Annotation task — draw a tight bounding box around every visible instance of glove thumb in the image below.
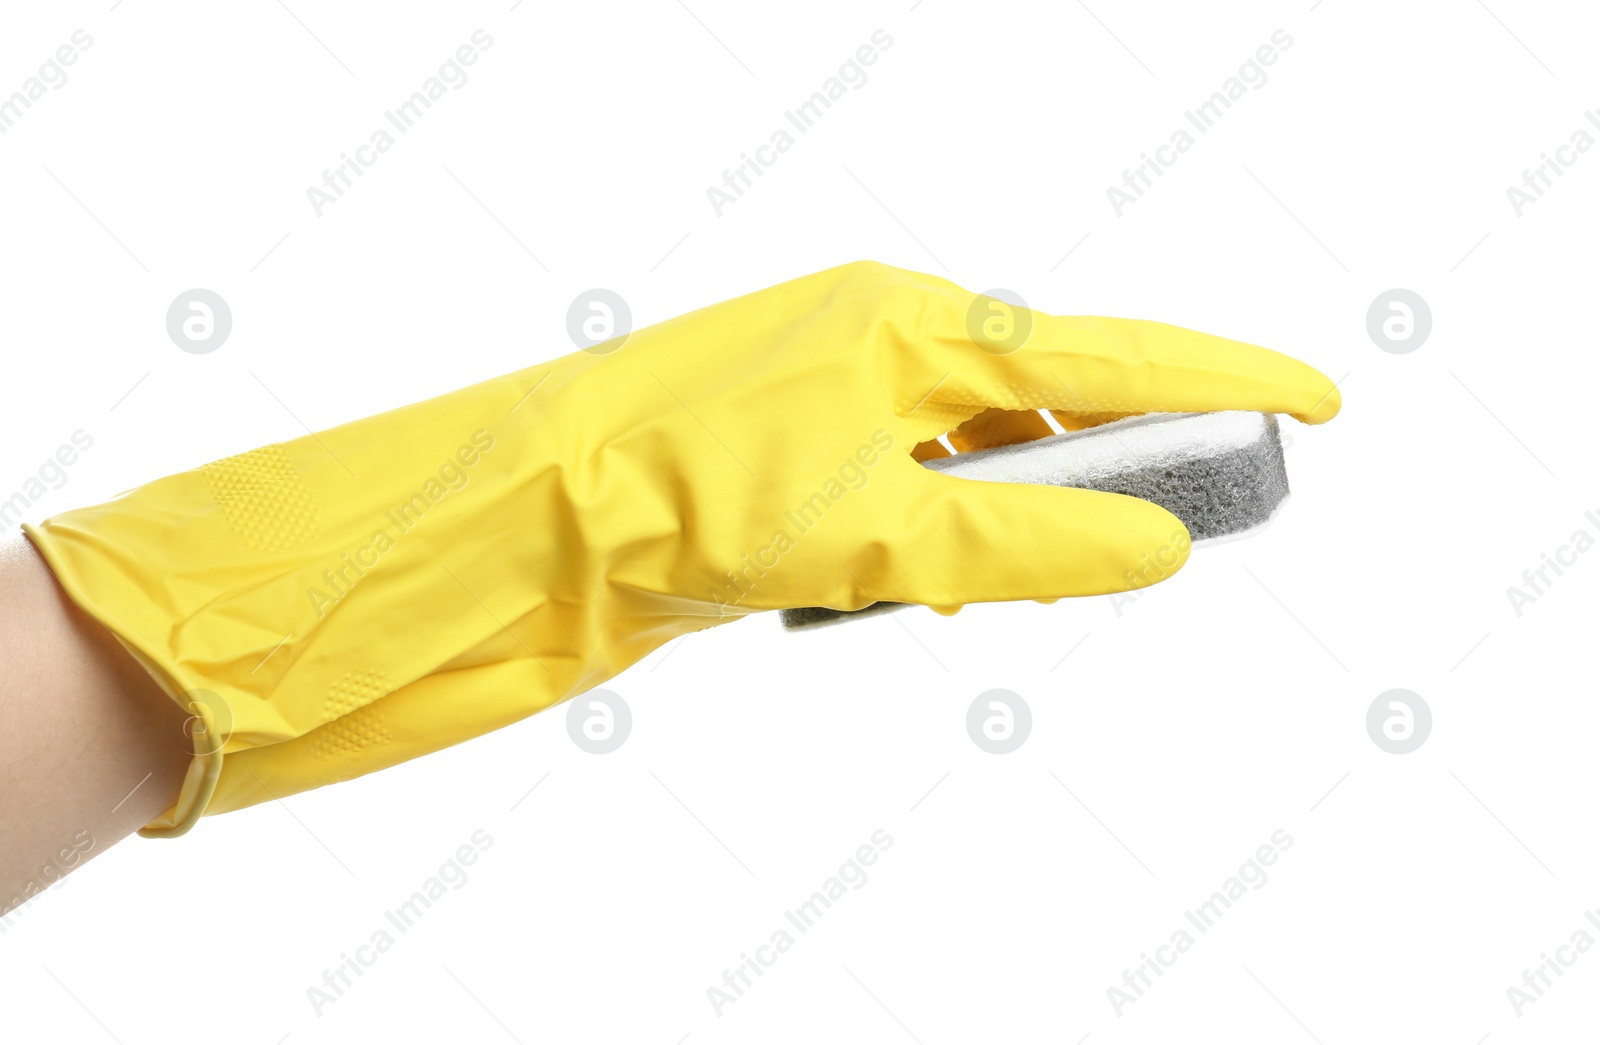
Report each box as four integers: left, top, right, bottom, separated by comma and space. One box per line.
863, 471, 1193, 607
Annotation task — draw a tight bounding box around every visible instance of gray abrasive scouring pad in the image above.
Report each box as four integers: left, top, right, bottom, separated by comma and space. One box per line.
780, 411, 1290, 631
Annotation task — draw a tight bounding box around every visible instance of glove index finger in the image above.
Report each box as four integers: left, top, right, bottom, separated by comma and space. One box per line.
942, 305, 1342, 425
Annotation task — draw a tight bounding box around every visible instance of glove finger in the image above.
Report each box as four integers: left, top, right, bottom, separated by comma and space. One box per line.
912, 407, 1057, 462
946, 407, 1056, 452
1048, 408, 1137, 432
917, 310, 1341, 426
853, 469, 1192, 606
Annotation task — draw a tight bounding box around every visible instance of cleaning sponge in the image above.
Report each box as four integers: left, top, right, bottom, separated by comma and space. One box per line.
780, 411, 1290, 630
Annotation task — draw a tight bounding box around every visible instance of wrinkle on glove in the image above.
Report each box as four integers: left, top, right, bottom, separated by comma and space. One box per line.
24, 262, 1340, 835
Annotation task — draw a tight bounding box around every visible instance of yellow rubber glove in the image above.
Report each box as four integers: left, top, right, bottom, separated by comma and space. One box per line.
24, 262, 1340, 836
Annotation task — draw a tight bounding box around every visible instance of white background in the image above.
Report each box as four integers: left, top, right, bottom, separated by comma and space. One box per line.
1, 1, 1595, 1041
